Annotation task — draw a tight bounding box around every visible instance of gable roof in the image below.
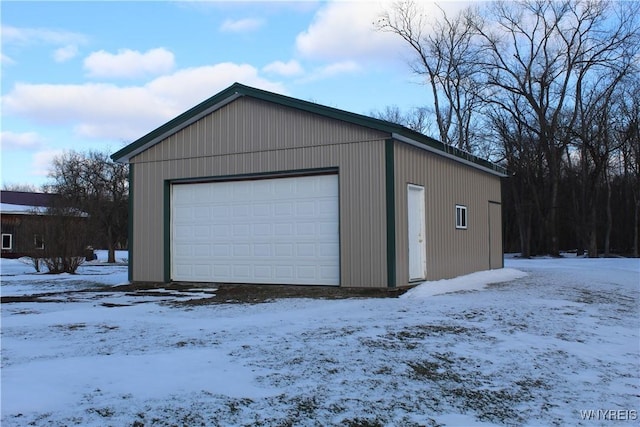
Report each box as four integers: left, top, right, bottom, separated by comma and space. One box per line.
111, 82, 507, 177
0, 191, 55, 215
1, 191, 54, 207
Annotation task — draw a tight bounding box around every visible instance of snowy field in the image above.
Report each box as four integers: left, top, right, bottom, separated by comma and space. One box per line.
1, 253, 638, 426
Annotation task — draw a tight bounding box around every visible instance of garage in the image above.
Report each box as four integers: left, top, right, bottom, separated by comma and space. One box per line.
171, 174, 340, 285
112, 82, 507, 287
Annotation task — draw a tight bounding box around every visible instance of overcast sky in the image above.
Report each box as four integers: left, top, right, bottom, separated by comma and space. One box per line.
1, 1, 469, 189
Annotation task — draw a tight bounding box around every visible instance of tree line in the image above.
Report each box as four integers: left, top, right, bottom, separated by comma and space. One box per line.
375, 0, 639, 257
4, 151, 128, 273
44, 150, 128, 265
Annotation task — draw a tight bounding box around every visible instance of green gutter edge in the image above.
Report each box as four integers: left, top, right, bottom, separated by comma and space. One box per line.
127, 164, 134, 282
385, 139, 396, 288
163, 181, 171, 283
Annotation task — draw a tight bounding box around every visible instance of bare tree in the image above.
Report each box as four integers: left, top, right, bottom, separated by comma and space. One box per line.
20, 199, 88, 274
39, 204, 88, 274
473, 0, 639, 256
1, 183, 40, 192
45, 150, 128, 263
377, 1, 484, 152
489, 96, 547, 257
369, 104, 433, 134
617, 82, 640, 257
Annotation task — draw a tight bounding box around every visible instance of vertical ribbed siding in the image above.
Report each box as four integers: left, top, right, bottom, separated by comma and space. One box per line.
129, 97, 388, 287
394, 143, 502, 284
135, 98, 385, 163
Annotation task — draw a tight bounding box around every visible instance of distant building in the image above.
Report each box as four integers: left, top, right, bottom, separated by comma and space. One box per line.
1, 191, 56, 258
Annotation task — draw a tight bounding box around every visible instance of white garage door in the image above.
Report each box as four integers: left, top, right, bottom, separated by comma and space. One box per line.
171, 174, 340, 285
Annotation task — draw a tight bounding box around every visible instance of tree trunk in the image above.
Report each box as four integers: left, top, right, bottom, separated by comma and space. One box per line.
634, 198, 639, 258
604, 170, 612, 256
107, 224, 116, 263
519, 217, 532, 258
588, 203, 598, 258
548, 171, 561, 257
510, 176, 531, 257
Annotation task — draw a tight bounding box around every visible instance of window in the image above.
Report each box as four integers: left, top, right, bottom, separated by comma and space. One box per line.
2, 234, 12, 250
34, 234, 45, 250
456, 205, 468, 229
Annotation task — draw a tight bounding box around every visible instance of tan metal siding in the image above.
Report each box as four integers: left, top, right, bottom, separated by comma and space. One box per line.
134, 97, 386, 163
394, 143, 502, 285
130, 97, 388, 287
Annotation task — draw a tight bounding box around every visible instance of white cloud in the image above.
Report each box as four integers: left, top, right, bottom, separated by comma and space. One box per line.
296, 1, 472, 64
1, 53, 16, 66
1, 25, 88, 46
144, 63, 286, 117
53, 45, 78, 62
263, 60, 304, 77
299, 61, 361, 83
317, 61, 360, 77
0, 131, 44, 150
32, 149, 65, 177
2, 25, 88, 63
84, 48, 176, 79
295, 1, 406, 63
219, 18, 264, 33
2, 63, 287, 141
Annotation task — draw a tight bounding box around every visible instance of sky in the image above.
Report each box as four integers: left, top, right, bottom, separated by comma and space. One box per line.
0, 0, 471, 189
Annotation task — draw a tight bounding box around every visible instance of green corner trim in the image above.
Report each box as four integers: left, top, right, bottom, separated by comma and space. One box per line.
127, 164, 134, 282
385, 139, 396, 288
163, 181, 171, 283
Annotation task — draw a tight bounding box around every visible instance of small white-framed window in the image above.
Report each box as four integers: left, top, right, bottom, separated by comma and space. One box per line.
2, 233, 13, 250
34, 234, 45, 250
456, 205, 468, 229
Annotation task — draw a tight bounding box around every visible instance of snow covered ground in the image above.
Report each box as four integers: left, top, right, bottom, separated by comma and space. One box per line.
1, 254, 638, 426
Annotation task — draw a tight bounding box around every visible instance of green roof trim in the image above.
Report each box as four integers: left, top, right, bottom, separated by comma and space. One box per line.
111, 82, 507, 177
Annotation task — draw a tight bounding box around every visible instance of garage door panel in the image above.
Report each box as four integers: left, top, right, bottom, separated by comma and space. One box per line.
254, 265, 272, 278
296, 223, 315, 235
253, 243, 271, 256
233, 244, 251, 256
319, 243, 337, 257
174, 244, 192, 257
233, 205, 250, 217
171, 174, 340, 285
274, 223, 293, 235
233, 224, 250, 237
252, 223, 272, 236
320, 265, 337, 279
297, 266, 317, 279
296, 243, 315, 257
296, 201, 316, 216
192, 244, 210, 256
274, 202, 294, 216
275, 243, 294, 256
212, 244, 229, 256
214, 265, 231, 277
275, 265, 294, 279
193, 264, 211, 277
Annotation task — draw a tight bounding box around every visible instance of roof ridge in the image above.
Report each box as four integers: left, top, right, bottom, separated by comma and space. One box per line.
111, 82, 507, 177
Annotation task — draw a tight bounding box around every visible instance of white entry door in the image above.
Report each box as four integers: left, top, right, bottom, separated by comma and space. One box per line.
407, 184, 426, 281
171, 174, 340, 285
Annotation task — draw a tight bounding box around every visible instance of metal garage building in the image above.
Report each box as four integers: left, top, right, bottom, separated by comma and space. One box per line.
112, 83, 507, 288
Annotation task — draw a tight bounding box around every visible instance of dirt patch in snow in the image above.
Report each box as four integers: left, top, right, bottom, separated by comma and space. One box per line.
1, 282, 409, 305
169, 283, 408, 305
